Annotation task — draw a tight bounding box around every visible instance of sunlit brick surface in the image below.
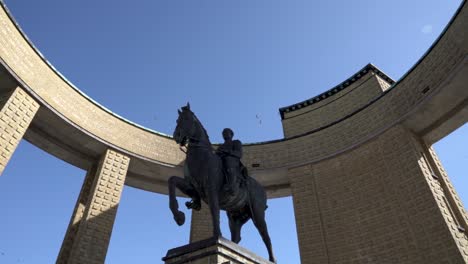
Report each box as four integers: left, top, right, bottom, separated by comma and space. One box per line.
0, 1, 467, 263
0, 86, 38, 175
0, 2, 466, 175
290, 126, 468, 263
58, 149, 130, 264
282, 72, 389, 138
57, 167, 97, 263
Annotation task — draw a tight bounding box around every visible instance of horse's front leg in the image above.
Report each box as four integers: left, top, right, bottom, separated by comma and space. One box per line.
168, 176, 194, 226
206, 185, 222, 238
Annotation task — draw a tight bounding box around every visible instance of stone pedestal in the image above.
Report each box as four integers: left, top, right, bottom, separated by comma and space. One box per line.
163, 237, 273, 264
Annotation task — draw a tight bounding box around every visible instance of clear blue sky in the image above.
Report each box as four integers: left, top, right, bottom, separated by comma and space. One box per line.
0, 0, 466, 263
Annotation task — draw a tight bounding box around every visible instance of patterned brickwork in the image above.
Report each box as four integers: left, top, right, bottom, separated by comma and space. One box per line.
56, 166, 97, 263
61, 149, 130, 264
289, 125, 466, 263
428, 146, 468, 227
243, 6, 468, 170
422, 145, 468, 261
289, 165, 329, 263
282, 73, 384, 137
190, 202, 213, 243
0, 5, 185, 167
0, 1, 467, 262
0, 86, 38, 175
396, 130, 468, 263
1, 2, 468, 188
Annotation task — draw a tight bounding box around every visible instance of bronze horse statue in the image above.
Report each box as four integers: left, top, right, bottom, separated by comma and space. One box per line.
168, 103, 276, 262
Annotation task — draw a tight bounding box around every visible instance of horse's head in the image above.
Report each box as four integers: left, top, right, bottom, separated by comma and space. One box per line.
173, 102, 200, 146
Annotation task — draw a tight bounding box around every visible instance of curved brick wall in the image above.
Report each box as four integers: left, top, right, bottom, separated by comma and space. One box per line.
0, 0, 467, 195
281, 66, 393, 138
0, 4, 184, 166
243, 1, 467, 171
1, 1, 468, 263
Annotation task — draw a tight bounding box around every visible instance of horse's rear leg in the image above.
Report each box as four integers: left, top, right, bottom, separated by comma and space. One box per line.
227, 211, 249, 244
252, 207, 276, 263
168, 176, 197, 226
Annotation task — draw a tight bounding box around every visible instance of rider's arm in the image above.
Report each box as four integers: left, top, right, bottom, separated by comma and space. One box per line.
231, 140, 243, 159
216, 144, 226, 155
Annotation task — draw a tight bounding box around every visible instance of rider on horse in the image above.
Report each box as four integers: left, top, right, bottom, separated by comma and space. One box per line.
169, 104, 276, 262
216, 128, 242, 195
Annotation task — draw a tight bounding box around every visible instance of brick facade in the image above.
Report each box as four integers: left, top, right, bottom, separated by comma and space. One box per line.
0, 86, 39, 175
57, 166, 98, 263
0, 0, 467, 263
57, 149, 130, 264
289, 164, 329, 263
1, 0, 467, 191
290, 125, 468, 263
282, 71, 390, 138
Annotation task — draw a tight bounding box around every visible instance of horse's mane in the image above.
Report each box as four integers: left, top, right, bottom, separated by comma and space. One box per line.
182, 106, 210, 143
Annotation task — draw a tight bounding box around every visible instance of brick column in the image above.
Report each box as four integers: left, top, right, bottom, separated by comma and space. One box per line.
0, 87, 39, 175
289, 164, 330, 263
57, 149, 130, 264
189, 202, 213, 243
420, 144, 468, 260
425, 145, 468, 230
56, 165, 97, 263
379, 127, 468, 263
289, 126, 468, 263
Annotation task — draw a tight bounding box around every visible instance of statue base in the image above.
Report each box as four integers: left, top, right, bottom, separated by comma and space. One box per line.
162, 237, 273, 264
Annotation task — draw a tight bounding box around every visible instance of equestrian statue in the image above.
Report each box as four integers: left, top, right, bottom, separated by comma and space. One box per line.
167, 103, 275, 262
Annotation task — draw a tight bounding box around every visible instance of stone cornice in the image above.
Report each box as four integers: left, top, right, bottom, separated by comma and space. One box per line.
279, 63, 395, 119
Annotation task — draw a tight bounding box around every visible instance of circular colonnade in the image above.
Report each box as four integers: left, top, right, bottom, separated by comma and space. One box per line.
0, 1, 467, 263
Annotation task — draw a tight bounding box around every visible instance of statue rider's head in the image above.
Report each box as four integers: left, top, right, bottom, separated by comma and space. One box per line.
222, 128, 234, 142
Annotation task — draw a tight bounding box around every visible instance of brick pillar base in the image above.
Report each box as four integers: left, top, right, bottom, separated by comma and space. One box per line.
190, 202, 213, 243
57, 149, 130, 264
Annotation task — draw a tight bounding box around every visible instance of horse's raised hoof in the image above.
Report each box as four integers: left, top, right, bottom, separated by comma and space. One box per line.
173, 211, 185, 226
269, 257, 276, 263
